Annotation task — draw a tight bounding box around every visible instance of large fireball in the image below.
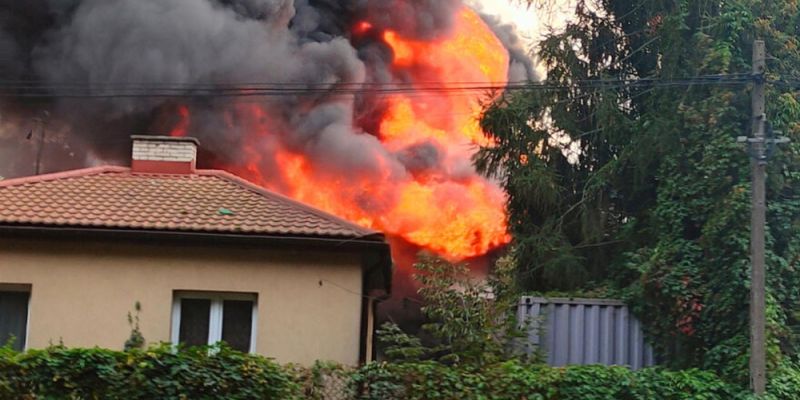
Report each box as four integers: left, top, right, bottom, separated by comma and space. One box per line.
173, 6, 511, 260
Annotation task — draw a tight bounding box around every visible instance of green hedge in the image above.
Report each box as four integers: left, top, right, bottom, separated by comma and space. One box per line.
0, 344, 299, 399
351, 361, 747, 400
4, 345, 799, 399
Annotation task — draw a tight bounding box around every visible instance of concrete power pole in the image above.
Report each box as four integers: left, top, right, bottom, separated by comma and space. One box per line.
739, 39, 790, 396
749, 39, 767, 396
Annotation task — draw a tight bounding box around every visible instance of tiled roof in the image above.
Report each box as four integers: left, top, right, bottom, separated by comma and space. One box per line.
0, 166, 380, 240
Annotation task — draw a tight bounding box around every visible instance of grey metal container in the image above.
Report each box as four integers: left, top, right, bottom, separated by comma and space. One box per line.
517, 297, 655, 369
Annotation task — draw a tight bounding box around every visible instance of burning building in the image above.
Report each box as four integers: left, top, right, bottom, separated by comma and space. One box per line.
0, 0, 535, 306
0, 135, 393, 364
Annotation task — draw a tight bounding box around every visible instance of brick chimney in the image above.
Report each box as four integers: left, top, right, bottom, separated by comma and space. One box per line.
130, 135, 199, 174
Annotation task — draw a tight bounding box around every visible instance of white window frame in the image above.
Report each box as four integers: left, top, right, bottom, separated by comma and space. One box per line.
0, 283, 32, 351
170, 291, 258, 354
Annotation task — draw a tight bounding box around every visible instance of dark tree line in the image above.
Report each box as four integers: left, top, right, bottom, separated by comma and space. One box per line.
477, 0, 800, 381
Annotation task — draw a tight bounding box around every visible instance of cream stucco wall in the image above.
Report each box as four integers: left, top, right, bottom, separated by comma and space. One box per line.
0, 236, 366, 365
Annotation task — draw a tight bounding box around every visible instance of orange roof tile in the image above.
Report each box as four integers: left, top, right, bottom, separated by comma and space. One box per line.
0, 166, 380, 240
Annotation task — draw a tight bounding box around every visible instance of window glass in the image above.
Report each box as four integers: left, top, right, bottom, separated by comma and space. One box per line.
221, 300, 253, 352
179, 298, 210, 347
0, 291, 29, 351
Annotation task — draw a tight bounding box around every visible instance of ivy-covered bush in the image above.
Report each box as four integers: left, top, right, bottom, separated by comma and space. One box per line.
4, 343, 799, 399
763, 360, 800, 400
351, 360, 745, 400
0, 344, 299, 399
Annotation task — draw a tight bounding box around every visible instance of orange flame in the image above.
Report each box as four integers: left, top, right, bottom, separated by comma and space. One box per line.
174, 6, 511, 259
376, 7, 511, 257
353, 21, 373, 35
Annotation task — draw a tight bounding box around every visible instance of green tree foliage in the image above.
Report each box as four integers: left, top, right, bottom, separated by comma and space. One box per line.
477, 0, 800, 379
378, 253, 528, 367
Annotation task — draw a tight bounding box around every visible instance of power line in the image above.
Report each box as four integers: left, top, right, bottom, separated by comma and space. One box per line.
0, 74, 755, 99
0, 74, 752, 87
765, 78, 800, 88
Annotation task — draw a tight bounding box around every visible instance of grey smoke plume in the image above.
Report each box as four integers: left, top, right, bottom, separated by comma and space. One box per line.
0, 0, 529, 329
479, 13, 537, 82
0, 0, 534, 185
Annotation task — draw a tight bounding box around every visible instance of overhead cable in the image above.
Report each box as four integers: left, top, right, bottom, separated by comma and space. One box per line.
0, 73, 755, 99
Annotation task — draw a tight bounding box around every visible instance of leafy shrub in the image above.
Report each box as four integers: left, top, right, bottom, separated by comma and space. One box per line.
351, 360, 746, 400
379, 253, 532, 366
0, 343, 299, 399
123, 301, 145, 351
290, 360, 356, 400
763, 360, 800, 400
4, 343, 797, 399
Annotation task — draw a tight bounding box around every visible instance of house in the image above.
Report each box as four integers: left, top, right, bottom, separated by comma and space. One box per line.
0, 135, 392, 365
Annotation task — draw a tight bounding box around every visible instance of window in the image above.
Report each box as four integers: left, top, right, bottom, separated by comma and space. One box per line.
171, 291, 257, 353
0, 284, 31, 351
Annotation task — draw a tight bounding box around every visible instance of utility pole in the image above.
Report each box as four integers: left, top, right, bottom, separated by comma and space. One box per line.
738, 40, 790, 396
749, 39, 767, 396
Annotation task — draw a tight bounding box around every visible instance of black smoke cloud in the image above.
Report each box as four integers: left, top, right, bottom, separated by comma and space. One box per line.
0, 0, 531, 335
0, 0, 535, 180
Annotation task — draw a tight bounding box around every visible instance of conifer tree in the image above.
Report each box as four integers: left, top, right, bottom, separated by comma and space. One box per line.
477, 0, 800, 379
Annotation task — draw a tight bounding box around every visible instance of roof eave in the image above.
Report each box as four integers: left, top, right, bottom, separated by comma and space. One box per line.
0, 224, 394, 294
0, 223, 385, 248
